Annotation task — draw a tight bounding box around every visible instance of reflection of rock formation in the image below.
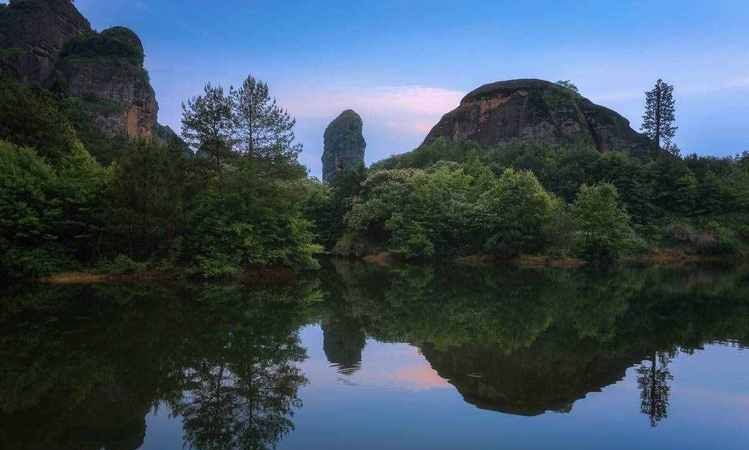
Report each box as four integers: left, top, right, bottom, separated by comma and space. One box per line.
420, 341, 644, 416
322, 318, 366, 375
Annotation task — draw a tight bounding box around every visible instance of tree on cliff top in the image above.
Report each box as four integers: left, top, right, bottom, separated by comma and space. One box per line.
642, 79, 678, 153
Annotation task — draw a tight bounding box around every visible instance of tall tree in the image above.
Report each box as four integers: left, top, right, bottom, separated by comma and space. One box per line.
233, 75, 301, 161
181, 84, 235, 181
641, 79, 678, 152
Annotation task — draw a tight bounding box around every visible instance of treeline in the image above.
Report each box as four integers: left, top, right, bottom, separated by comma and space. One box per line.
312, 138, 749, 261
0, 75, 319, 279
2, 73, 748, 279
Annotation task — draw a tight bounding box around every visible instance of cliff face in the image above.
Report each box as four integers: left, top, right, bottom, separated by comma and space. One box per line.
0, 0, 91, 84
322, 110, 366, 183
0, 0, 158, 140
56, 27, 158, 139
423, 79, 650, 154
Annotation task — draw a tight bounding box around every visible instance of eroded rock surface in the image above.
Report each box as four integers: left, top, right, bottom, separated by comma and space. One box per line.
322, 110, 366, 183
423, 79, 650, 154
0, 0, 158, 140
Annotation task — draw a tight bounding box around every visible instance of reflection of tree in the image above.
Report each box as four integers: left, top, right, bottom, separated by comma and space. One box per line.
0, 282, 315, 450
637, 352, 673, 427
324, 261, 749, 422
171, 285, 310, 450
175, 360, 306, 450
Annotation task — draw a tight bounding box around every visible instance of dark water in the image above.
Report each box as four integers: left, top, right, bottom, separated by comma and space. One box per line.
1, 262, 748, 450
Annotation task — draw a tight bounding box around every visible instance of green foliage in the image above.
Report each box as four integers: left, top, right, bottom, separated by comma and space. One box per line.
0, 77, 80, 162
185, 158, 321, 279
366, 137, 749, 261
571, 183, 635, 262
373, 138, 484, 171
555, 80, 580, 94
97, 254, 147, 274
0, 141, 106, 278
181, 83, 235, 181
642, 79, 677, 150
479, 169, 561, 257
60, 96, 131, 165
341, 162, 566, 259
61, 27, 144, 66
106, 140, 185, 258
233, 75, 302, 160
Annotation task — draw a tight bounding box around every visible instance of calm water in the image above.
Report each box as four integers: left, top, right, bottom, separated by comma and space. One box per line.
1, 262, 748, 450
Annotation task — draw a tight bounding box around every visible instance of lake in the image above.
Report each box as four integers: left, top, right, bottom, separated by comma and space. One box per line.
1, 261, 748, 450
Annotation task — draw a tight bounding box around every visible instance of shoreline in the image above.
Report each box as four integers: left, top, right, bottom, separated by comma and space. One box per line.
33, 249, 742, 285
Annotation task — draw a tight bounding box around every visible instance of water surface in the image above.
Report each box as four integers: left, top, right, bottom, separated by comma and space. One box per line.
1, 262, 748, 449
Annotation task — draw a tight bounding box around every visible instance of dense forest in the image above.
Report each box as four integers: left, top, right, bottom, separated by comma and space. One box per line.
1, 72, 748, 280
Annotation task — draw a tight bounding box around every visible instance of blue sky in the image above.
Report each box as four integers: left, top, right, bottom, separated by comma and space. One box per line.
65, 1, 749, 177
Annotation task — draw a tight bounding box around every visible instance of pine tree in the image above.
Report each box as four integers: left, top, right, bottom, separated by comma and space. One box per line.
641, 79, 678, 152
181, 83, 235, 180
233, 75, 301, 161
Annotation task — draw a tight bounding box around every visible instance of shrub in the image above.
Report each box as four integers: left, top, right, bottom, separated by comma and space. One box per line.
479, 169, 560, 257
571, 183, 635, 262
97, 254, 148, 275
697, 222, 741, 256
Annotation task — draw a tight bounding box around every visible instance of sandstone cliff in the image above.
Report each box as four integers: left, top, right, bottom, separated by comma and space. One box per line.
322, 110, 366, 183
423, 79, 650, 154
0, 0, 158, 140
56, 26, 158, 139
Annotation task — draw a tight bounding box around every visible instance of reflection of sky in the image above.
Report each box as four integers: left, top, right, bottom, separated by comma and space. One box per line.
302, 325, 451, 391
139, 326, 749, 450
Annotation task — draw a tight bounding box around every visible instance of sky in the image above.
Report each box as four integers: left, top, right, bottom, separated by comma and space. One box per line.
50, 0, 749, 177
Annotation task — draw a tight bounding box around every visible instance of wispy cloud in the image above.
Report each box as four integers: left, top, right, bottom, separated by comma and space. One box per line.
285, 85, 464, 137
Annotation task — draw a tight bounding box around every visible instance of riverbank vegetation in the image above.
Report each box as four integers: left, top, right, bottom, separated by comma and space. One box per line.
320, 138, 748, 262
0, 75, 318, 279
0, 74, 747, 280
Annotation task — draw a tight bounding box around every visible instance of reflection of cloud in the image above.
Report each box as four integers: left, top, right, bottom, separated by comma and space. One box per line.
392, 364, 451, 391
284, 85, 464, 138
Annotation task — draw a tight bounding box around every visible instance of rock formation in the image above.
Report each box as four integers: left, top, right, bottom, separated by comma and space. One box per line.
423, 79, 650, 154
55, 26, 158, 139
0, 0, 91, 84
322, 110, 366, 183
0, 0, 158, 140
322, 318, 366, 375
